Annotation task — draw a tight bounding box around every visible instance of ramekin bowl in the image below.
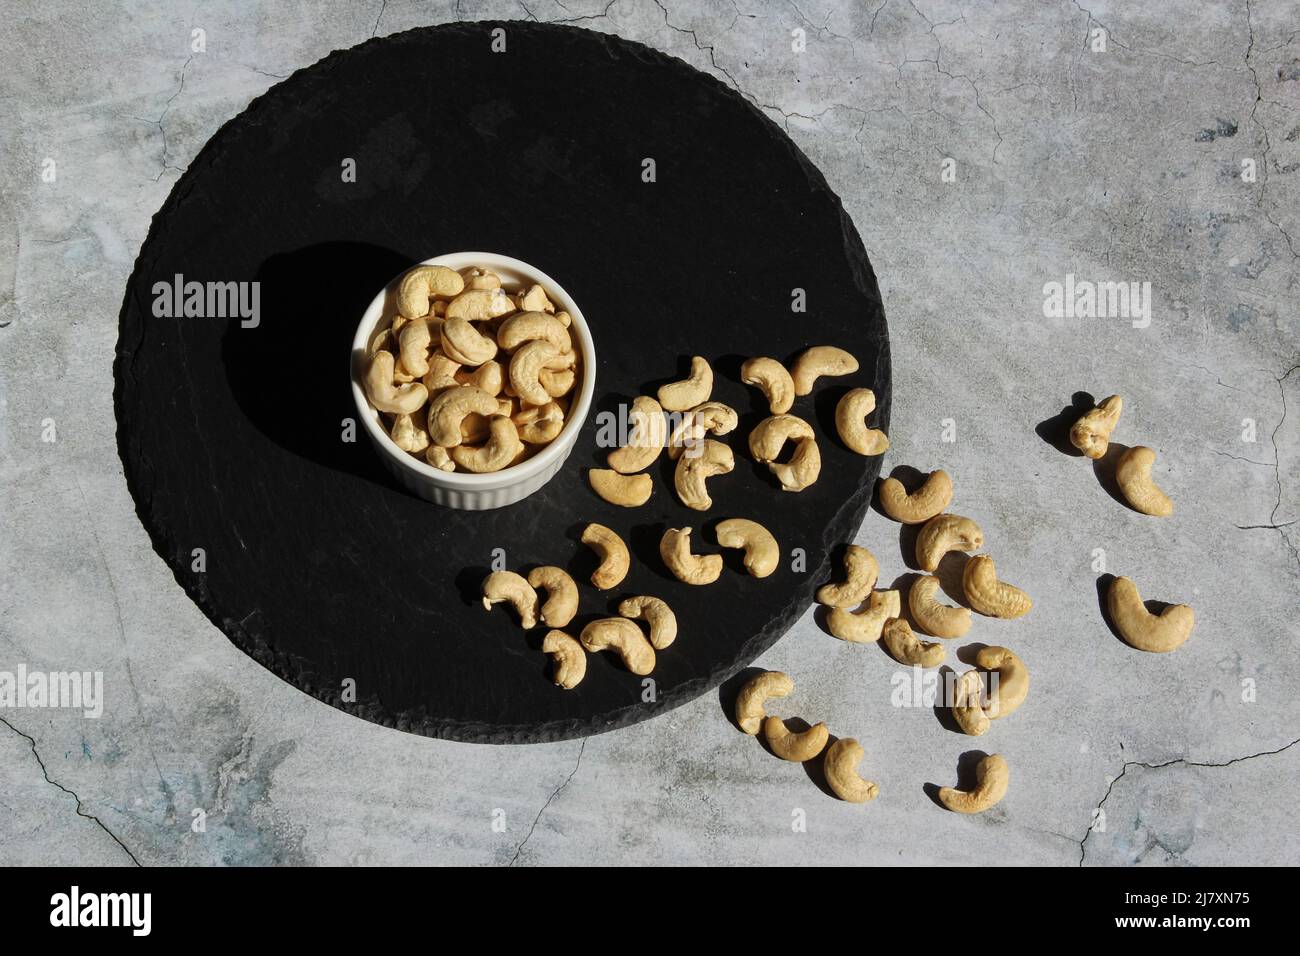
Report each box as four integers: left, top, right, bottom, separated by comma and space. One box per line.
350, 252, 595, 510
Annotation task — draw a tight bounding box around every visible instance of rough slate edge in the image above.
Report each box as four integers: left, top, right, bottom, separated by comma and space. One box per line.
112, 21, 893, 745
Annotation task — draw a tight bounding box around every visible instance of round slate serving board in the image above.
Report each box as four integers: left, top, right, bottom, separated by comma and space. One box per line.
114, 22, 890, 743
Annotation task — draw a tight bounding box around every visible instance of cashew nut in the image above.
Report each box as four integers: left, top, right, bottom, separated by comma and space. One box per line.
1070, 394, 1123, 459
463, 267, 502, 291
451, 416, 523, 473
618, 595, 677, 649
660, 526, 723, 585
674, 438, 734, 510
607, 395, 666, 473
518, 283, 555, 313
440, 315, 498, 366
976, 646, 1029, 719
541, 630, 586, 689
715, 518, 779, 578
527, 566, 579, 628
426, 384, 498, 448
879, 469, 952, 524
789, 345, 858, 395
496, 311, 572, 353
398, 318, 434, 377
579, 617, 655, 675
938, 754, 1009, 814
423, 351, 462, 392
1115, 445, 1174, 517
962, 555, 1032, 619
1108, 575, 1195, 652
740, 357, 795, 414
481, 571, 538, 629
952, 670, 990, 737
823, 738, 880, 803
539, 367, 576, 398
748, 414, 814, 462
763, 717, 829, 762
881, 618, 945, 667
768, 436, 821, 492
835, 388, 889, 455
657, 356, 713, 411
915, 514, 984, 572
826, 589, 900, 643
514, 401, 565, 443
816, 545, 879, 607
588, 468, 653, 507
425, 445, 455, 471
397, 265, 464, 318
509, 339, 560, 406
735, 670, 793, 735
666, 402, 738, 459
390, 412, 431, 454
581, 523, 630, 590
457, 359, 504, 397
445, 287, 515, 322
364, 351, 429, 415
908, 575, 971, 638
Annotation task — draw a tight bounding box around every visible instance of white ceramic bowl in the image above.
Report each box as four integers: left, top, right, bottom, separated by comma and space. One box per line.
351, 252, 595, 510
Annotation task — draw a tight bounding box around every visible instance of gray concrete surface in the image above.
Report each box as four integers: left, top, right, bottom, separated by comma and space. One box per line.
2, 0, 1297, 866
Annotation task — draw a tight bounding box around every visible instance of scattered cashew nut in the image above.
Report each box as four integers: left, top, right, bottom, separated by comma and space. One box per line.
768, 436, 820, 492
579, 617, 655, 675
763, 717, 829, 762
481, 571, 538, 629
715, 518, 779, 578
607, 395, 666, 473
581, 523, 630, 590
816, 545, 879, 608
618, 595, 677, 649
879, 469, 953, 524
1115, 445, 1174, 516
915, 514, 984, 572
542, 630, 586, 689
824, 738, 880, 803
827, 589, 900, 643
748, 414, 814, 463
735, 670, 793, 735
789, 345, 858, 395
674, 438, 734, 510
740, 357, 795, 414
527, 566, 579, 628
938, 754, 1009, 814
1108, 575, 1195, 652
1070, 394, 1123, 459
660, 526, 723, 585
881, 618, 945, 667
588, 468, 653, 507
962, 555, 1032, 619
666, 402, 738, 459
976, 646, 1029, 719
657, 356, 713, 411
952, 670, 990, 737
836, 388, 889, 455
908, 574, 972, 638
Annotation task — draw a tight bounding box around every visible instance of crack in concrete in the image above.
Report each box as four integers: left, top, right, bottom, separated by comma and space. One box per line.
0, 716, 141, 866
1245, 0, 1299, 259
553, 0, 619, 25
509, 738, 585, 866
1262, 363, 1300, 568
372, 0, 387, 37
1078, 736, 1300, 865
134, 52, 194, 182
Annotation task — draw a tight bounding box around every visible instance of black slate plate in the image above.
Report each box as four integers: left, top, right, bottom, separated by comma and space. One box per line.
114, 22, 890, 743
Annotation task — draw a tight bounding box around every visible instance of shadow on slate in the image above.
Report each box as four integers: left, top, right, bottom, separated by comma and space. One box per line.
112, 22, 892, 744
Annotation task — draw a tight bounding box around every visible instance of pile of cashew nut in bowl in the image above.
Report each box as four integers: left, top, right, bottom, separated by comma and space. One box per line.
351, 252, 596, 510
